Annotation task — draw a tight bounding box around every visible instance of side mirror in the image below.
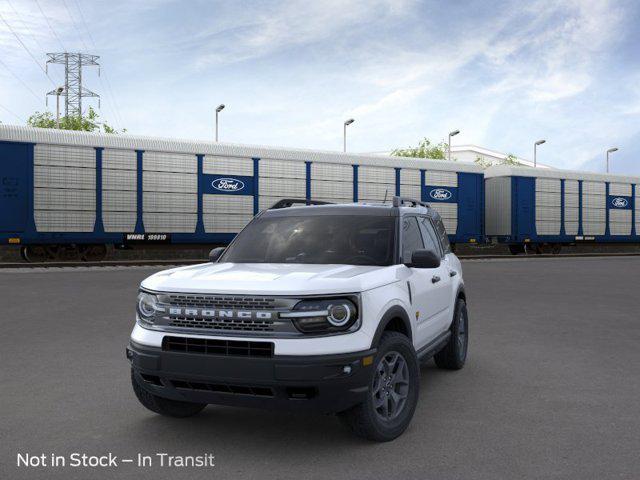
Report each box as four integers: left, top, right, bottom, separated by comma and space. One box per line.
209, 247, 225, 263
407, 249, 441, 269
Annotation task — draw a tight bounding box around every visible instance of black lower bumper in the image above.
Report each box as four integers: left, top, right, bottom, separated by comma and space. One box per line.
127, 341, 376, 414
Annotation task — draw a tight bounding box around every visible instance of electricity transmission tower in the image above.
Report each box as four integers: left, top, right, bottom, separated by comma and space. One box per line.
46, 53, 100, 118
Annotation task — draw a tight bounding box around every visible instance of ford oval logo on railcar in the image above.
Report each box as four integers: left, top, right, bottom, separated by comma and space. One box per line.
211, 178, 245, 192
429, 188, 452, 201
611, 197, 628, 208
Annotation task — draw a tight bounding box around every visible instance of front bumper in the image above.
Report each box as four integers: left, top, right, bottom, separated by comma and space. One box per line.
127, 340, 376, 414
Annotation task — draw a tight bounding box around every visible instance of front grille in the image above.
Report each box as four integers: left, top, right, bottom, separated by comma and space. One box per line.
151, 293, 301, 336
168, 317, 274, 332
162, 336, 274, 358
170, 380, 274, 397
165, 294, 278, 310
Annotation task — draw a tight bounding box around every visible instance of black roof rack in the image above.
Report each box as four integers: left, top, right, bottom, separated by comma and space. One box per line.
391, 196, 430, 209
269, 198, 334, 209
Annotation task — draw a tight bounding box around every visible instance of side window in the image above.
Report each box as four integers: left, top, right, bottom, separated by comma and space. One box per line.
401, 217, 424, 263
431, 212, 451, 254
418, 217, 442, 257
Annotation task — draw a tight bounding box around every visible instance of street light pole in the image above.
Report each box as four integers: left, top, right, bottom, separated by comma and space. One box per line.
534, 139, 546, 167
55, 86, 64, 128
606, 147, 618, 173
215, 104, 225, 142
448, 129, 460, 161
343, 118, 354, 152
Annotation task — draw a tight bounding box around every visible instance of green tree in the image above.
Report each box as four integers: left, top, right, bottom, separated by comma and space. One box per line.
503, 153, 521, 165
474, 155, 493, 169
474, 152, 523, 169
391, 138, 451, 160
27, 107, 125, 133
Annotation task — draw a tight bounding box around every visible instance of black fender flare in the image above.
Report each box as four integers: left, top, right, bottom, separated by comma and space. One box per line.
447, 284, 467, 329
456, 284, 466, 302
370, 305, 413, 348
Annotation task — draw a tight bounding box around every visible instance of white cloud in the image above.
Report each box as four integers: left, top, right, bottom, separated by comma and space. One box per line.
192, 0, 411, 68
0, 0, 638, 174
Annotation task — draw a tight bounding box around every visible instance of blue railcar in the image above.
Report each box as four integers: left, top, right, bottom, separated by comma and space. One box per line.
485, 165, 640, 254
0, 125, 485, 261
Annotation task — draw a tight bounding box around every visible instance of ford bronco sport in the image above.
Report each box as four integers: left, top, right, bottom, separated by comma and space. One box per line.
128, 196, 469, 441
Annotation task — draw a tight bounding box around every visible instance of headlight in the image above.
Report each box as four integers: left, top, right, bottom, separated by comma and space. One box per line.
136, 291, 159, 325
281, 297, 359, 334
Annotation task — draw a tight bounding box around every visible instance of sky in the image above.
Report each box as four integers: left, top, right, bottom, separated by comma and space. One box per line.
0, 0, 639, 174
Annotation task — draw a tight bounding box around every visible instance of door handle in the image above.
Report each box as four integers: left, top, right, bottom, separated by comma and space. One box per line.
431, 275, 441, 284
449, 270, 457, 277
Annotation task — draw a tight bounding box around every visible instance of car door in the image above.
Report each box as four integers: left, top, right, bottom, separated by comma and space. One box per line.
418, 216, 454, 333
400, 216, 450, 350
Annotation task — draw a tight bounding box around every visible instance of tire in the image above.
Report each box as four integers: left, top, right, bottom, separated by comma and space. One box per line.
434, 299, 469, 370
80, 244, 107, 262
338, 332, 419, 442
131, 369, 206, 418
540, 243, 553, 254
508, 244, 523, 255
22, 245, 49, 263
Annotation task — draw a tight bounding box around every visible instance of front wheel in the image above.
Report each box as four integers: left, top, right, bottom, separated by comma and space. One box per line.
338, 332, 419, 442
434, 298, 469, 370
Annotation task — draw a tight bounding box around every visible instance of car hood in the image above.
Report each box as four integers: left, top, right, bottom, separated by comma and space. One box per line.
141, 262, 403, 295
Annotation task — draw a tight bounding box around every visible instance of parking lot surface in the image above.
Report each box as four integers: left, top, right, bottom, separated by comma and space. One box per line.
1, 257, 639, 480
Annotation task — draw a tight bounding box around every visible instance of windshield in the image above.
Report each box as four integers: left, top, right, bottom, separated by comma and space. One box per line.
221, 214, 396, 266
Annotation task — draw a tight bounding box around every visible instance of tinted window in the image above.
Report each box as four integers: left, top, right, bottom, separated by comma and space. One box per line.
419, 217, 442, 257
430, 211, 451, 254
221, 215, 396, 266
401, 217, 424, 262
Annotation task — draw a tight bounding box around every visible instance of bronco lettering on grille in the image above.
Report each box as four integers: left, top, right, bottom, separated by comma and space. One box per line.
168, 308, 274, 320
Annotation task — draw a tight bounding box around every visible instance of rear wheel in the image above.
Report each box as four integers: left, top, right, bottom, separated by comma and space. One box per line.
536, 243, 551, 254
434, 299, 468, 370
338, 332, 419, 442
21, 245, 49, 262
79, 244, 107, 262
508, 244, 524, 255
131, 369, 206, 418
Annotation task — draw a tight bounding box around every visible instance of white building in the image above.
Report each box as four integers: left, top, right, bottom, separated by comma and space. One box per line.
450, 145, 552, 169
366, 145, 552, 169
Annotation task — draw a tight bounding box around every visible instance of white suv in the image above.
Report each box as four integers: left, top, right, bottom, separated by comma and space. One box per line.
127, 197, 469, 441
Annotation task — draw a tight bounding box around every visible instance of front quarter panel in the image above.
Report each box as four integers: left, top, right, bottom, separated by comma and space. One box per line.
361, 281, 414, 348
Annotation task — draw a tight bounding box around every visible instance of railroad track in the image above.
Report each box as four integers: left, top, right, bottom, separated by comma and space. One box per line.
0, 259, 204, 269
1, 252, 640, 269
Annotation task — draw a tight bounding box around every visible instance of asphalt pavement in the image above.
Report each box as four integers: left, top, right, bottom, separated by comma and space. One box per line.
1, 257, 639, 480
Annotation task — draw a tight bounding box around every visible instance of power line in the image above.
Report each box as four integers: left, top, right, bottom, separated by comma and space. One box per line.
5, 0, 64, 85
0, 11, 56, 87
70, 0, 125, 129
0, 102, 25, 122
100, 71, 124, 129
71, 0, 96, 47
6, 0, 46, 54
0, 57, 42, 101
61, 0, 89, 51
34, 0, 66, 52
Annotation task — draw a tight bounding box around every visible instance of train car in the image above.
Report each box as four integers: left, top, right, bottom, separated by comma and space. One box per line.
0, 125, 484, 261
485, 165, 640, 254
